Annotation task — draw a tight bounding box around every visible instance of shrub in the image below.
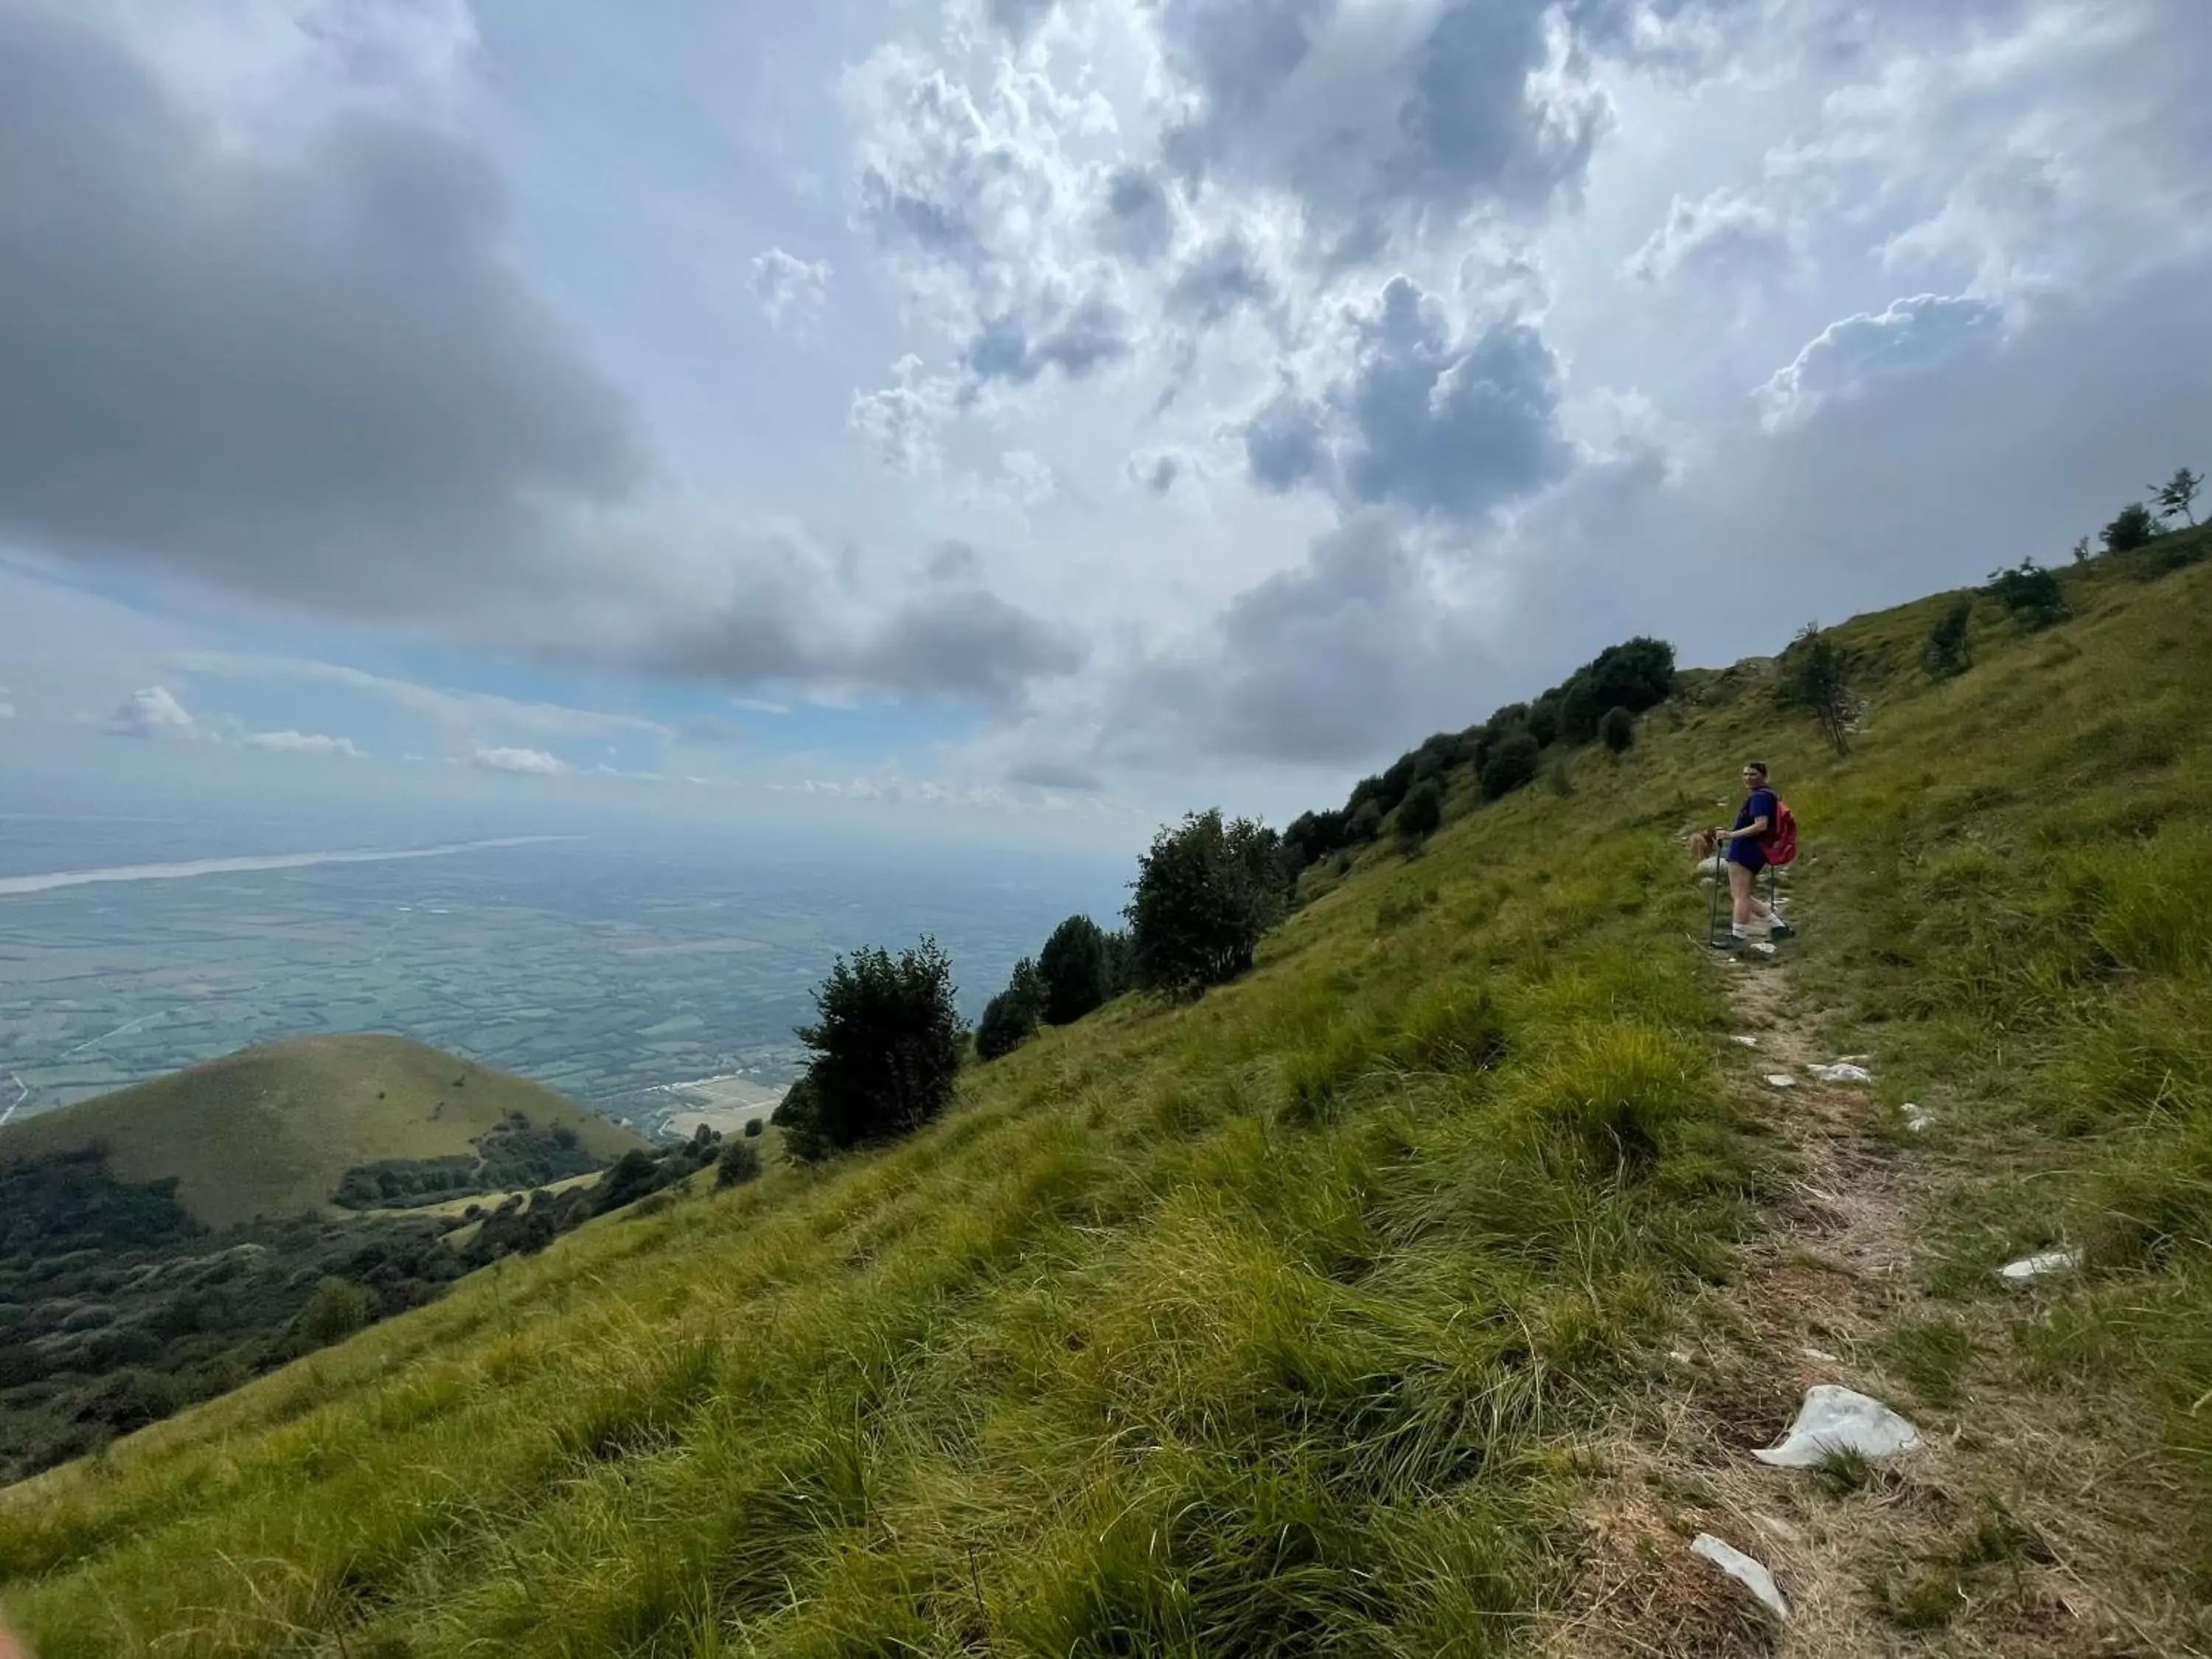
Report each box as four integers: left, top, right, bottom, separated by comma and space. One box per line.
1478, 732, 1541, 801
1347, 800, 1383, 842
975, 987, 1039, 1061
2103, 502, 2158, 554
742, 1118, 763, 1138
1985, 559, 2067, 630
297, 1277, 373, 1346
1778, 623, 1858, 754
792, 939, 965, 1152
1599, 706, 1635, 754
715, 1138, 762, 1189
1126, 809, 1287, 998
1924, 599, 1972, 679
1037, 915, 1112, 1025
1397, 779, 1443, 841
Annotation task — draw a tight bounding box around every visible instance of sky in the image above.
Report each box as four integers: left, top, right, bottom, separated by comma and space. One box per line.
1, 0, 2207, 853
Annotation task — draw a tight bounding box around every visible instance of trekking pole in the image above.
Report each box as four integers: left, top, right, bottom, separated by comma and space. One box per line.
1707, 829, 1725, 947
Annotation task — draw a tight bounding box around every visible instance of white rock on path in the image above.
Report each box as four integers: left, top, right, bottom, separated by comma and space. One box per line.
1899, 1102, 1933, 1133
1999, 1248, 2084, 1283
1764, 1073, 1798, 1089
1691, 1533, 1790, 1620
1753, 1385, 1921, 1468
1731, 1034, 1761, 1048
1806, 1062, 1874, 1084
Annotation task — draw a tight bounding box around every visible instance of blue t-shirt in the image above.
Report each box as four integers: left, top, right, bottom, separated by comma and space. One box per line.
1730, 788, 1778, 869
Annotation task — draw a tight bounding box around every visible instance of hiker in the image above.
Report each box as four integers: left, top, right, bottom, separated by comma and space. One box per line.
0, 1618, 30, 1659
1719, 761, 1791, 942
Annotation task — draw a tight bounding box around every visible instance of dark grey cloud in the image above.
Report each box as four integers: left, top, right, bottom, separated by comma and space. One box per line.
1109, 514, 1492, 765
988, 0, 1058, 39
1338, 277, 1571, 518
0, 8, 641, 614
633, 552, 1088, 712
1164, 237, 1276, 327
1155, 0, 1610, 237
1127, 452, 1183, 494
1098, 166, 1174, 263
1240, 277, 1570, 518
1243, 392, 1330, 492
963, 294, 1135, 389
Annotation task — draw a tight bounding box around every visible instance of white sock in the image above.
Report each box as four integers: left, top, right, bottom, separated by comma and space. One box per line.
1732, 924, 1750, 938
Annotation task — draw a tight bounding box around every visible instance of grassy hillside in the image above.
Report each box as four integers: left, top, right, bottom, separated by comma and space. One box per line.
4, 538, 2211, 1656
0, 1034, 641, 1229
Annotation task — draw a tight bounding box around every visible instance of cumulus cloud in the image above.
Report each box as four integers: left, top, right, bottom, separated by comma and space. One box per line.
1096, 165, 1174, 264
472, 745, 567, 776
1126, 449, 1188, 494
1629, 188, 1795, 287
1155, 0, 1611, 240
101, 686, 200, 740
1240, 276, 1571, 519
750, 247, 831, 327
849, 355, 959, 473
243, 729, 363, 757
1007, 757, 1104, 791
0, 7, 640, 616
1758, 293, 2005, 430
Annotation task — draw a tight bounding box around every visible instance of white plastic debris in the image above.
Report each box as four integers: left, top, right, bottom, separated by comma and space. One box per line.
1999, 1248, 2083, 1283
1753, 1385, 1921, 1468
1731, 1034, 1761, 1048
1764, 1073, 1798, 1089
1806, 1062, 1874, 1084
1691, 1533, 1790, 1620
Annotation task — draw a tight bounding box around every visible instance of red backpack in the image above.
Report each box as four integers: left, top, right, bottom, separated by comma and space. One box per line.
1763, 799, 1798, 867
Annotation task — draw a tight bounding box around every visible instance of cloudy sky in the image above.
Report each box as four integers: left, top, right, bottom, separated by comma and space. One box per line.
2, 0, 2206, 849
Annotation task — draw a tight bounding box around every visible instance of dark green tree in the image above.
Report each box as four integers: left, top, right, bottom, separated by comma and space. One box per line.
1397, 779, 1443, 841
771, 1074, 830, 1163
1924, 599, 1972, 678
790, 939, 964, 1153
1126, 809, 1287, 998
715, 1137, 761, 1188
1478, 732, 1542, 801
1347, 799, 1384, 842
1037, 914, 1112, 1024
297, 1277, 372, 1346
2103, 502, 2158, 554
1599, 706, 1635, 754
975, 958, 1045, 1060
1984, 559, 2067, 630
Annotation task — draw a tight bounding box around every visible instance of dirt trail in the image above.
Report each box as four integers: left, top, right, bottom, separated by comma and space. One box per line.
1552, 952, 2151, 1659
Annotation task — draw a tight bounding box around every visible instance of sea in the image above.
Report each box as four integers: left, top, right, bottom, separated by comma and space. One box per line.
0, 810, 1130, 1135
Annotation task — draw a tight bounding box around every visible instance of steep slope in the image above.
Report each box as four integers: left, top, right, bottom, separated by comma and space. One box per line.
0, 1034, 641, 1229
4, 540, 2210, 1658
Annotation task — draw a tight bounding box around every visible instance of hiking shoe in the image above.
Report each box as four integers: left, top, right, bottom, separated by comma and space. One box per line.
1768, 922, 1794, 939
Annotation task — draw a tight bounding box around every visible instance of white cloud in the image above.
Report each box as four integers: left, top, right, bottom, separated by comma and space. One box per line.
101, 684, 199, 739
243, 728, 362, 757
1757, 293, 2006, 430
470, 745, 567, 776
750, 247, 831, 328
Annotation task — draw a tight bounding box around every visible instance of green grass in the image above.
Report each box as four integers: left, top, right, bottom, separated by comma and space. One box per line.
5, 533, 2212, 1655
0, 1035, 641, 1228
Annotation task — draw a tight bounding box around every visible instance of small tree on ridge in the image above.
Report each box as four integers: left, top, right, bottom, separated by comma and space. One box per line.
1126, 809, 1286, 998
790, 939, 964, 1153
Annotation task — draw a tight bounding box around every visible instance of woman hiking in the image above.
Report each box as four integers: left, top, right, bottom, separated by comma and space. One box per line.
1719, 761, 1791, 944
